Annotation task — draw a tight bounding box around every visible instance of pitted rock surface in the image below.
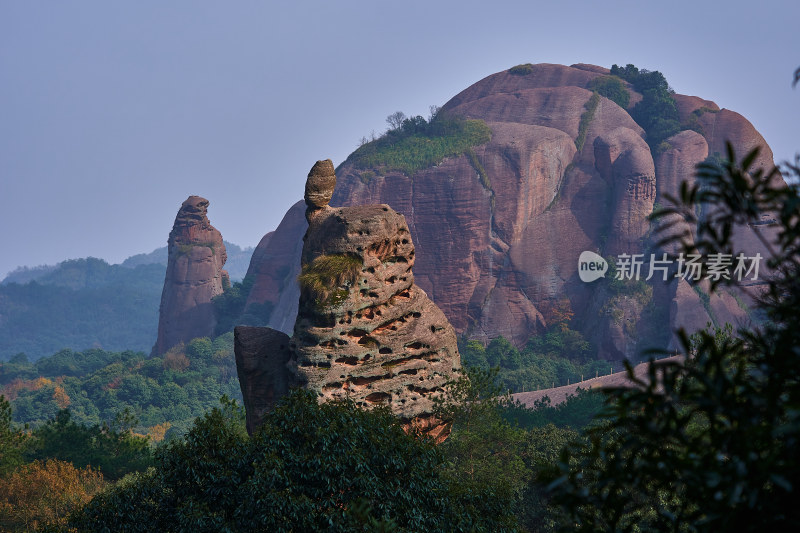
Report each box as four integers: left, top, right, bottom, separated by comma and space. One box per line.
152, 196, 227, 356
235, 163, 460, 438
292, 199, 460, 433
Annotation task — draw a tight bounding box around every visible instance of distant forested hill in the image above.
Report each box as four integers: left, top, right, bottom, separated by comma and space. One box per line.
0, 259, 164, 360
5, 241, 252, 286
0, 243, 254, 361
218, 242, 255, 282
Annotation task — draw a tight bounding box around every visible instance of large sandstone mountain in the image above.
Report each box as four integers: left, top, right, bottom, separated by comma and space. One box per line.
245, 63, 779, 359
152, 196, 228, 356
235, 160, 461, 438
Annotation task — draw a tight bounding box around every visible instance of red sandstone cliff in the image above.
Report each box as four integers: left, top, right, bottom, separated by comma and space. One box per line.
244, 63, 780, 358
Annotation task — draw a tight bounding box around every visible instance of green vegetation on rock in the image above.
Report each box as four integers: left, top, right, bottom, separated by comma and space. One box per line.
508, 63, 534, 75
575, 92, 601, 151
587, 74, 630, 108
175, 241, 218, 257
683, 105, 720, 136
610, 63, 682, 152
465, 147, 490, 191
298, 253, 363, 309
346, 113, 491, 176
692, 284, 717, 327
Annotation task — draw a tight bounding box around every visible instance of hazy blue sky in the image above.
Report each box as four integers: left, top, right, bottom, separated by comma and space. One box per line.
2, 1, 798, 279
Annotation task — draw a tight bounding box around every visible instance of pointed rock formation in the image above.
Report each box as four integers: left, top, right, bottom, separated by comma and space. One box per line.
152, 196, 227, 356
235, 161, 461, 439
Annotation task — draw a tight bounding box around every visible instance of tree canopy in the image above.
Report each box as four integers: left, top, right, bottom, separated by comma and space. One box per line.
611, 63, 682, 152
70, 390, 521, 532
547, 145, 800, 531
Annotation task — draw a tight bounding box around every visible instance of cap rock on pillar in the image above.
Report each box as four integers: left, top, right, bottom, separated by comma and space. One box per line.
304, 159, 336, 220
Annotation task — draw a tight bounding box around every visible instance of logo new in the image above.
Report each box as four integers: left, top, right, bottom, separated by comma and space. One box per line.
578, 251, 608, 282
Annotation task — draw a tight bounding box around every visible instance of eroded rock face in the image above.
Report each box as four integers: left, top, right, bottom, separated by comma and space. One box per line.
244, 63, 781, 358
593, 127, 656, 255
236, 162, 461, 438
234, 326, 292, 434
293, 208, 460, 437
304, 159, 337, 212
152, 196, 227, 356
245, 201, 306, 333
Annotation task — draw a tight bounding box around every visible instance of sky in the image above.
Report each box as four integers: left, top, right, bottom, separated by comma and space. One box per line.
2, 1, 798, 279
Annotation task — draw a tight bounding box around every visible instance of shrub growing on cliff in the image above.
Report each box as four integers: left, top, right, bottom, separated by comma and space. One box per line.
508, 63, 534, 75
611, 63, 681, 152
298, 253, 363, 309
575, 92, 601, 151
587, 74, 630, 109
346, 113, 491, 176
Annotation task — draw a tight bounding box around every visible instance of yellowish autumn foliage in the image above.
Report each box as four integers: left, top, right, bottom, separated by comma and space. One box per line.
0, 377, 53, 402
0, 460, 106, 531
52, 385, 71, 409
147, 421, 171, 443
162, 344, 190, 371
